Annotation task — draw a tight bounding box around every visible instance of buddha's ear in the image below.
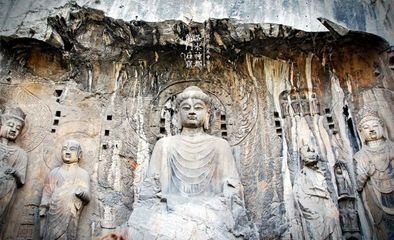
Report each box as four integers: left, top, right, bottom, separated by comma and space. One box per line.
78, 147, 83, 161
203, 110, 210, 130
175, 110, 182, 131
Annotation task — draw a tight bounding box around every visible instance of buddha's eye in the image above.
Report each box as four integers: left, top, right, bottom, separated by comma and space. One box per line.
181, 104, 191, 111
194, 105, 204, 110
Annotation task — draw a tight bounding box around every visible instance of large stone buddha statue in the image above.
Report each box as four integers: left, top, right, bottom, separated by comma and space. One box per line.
127, 86, 255, 239
354, 108, 394, 239
0, 107, 27, 234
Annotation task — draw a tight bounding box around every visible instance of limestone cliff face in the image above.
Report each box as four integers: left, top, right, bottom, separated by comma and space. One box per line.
0, 2, 393, 240
0, 0, 393, 45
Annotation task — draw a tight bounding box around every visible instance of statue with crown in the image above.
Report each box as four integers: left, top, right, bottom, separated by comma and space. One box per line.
127, 86, 256, 239
354, 107, 394, 239
0, 106, 27, 232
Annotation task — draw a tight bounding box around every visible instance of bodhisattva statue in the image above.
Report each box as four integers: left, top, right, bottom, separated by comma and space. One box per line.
0, 107, 27, 231
354, 108, 394, 239
293, 145, 341, 240
40, 139, 90, 240
127, 86, 255, 239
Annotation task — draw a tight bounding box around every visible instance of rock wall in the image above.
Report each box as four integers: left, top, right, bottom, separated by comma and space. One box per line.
0, 3, 393, 240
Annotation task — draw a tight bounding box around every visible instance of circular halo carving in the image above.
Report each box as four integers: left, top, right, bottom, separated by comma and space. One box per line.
125, 79, 258, 146
13, 85, 52, 152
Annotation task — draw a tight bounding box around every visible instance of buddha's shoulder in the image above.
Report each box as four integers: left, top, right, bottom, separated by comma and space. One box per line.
156, 134, 229, 144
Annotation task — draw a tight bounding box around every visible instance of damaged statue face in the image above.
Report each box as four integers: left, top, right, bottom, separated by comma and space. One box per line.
0, 118, 23, 141
300, 145, 318, 166
360, 119, 384, 142
61, 140, 81, 164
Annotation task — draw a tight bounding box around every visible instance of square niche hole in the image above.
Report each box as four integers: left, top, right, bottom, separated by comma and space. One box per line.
221, 114, 226, 121
55, 111, 61, 117
53, 119, 59, 126
220, 124, 227, 130
104, 130, 110, 136
102, 144, 108, 150
54, 89, 63, 97
51, 129, 56, 133
273, 112, 279, 118
107, 115, 112, 121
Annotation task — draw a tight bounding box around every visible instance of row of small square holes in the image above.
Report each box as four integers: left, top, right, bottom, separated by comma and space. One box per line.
51, 89, 63, 133
51, 111, 62, 133
102, 115, 112, 149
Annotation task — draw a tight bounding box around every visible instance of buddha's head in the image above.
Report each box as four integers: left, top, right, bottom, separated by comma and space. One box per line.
300, 145, 319, 167
61, 139, 82, 164
0, 107, 26, 141
176, 86, 211, 130
357, 108, 385, 143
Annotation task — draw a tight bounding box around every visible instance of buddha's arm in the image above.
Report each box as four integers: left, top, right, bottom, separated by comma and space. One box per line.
11, 150, 28, 187
75, 169, 91, 203
354, 157, 369, 191
40, 170, 57, 216
139, 139, 164, 200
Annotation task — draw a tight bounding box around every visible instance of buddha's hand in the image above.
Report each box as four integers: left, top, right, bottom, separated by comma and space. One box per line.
356, 174, 368, 192
75, 189, 89, 202
4, 167, 16, 175
366, 165, 376, 176
39, 205, 48, 217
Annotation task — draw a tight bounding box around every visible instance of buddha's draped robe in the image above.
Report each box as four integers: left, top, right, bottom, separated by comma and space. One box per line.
128, 133, 254, 239
148, 134, 240, 197
293, 166, 341, 240
40, 164, 90, 240
0, 143, 27, 225
355, 140, 394, 239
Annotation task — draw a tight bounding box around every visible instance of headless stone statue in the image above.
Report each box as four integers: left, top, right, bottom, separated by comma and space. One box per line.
40, 139, 90, 240
0, 107, 27, 233
293, 145, 341, 240
354, 108, 394, 239
128, 86, 255, 239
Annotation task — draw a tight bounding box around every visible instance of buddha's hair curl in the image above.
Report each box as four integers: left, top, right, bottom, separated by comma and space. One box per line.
176, 86, 211, 106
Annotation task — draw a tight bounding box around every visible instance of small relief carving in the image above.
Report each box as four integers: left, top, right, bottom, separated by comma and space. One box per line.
0, 106, 28, 230
338, 200, 361, 239
293, 145, 341, 240
127, 86, 256, 239
334, 162, 353, 198
39, 139, 90, 240
354, 107, 394, 239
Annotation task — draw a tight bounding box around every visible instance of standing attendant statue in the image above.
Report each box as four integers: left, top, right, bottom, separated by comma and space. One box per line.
0, 107, 27, 232
293, 145, 341, 240
354, 108, 394, 239
40, 139, 90, 240
127, 86, 255, 239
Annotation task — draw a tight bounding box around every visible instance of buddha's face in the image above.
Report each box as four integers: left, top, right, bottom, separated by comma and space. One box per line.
0, 118, 23, 141
360, 119, 384, 142
61, 140, 81, 164
300, 146, 318, 166
179, 98, 208, 129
